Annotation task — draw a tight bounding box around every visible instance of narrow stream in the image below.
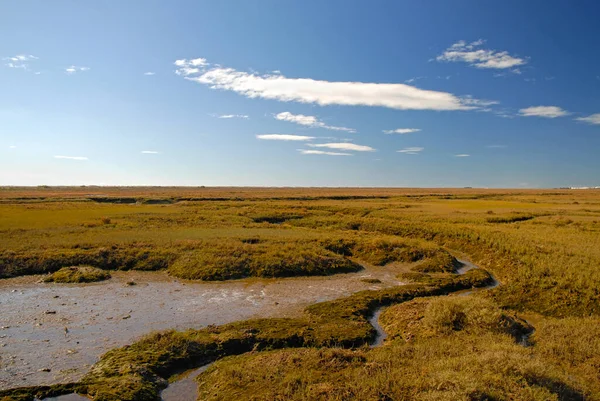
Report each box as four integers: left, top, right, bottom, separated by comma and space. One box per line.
157, 258, 498, 400
368, 308, 387, 348
367, 258, 500, 348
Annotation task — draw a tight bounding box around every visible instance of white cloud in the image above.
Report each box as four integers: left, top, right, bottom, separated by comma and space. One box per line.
518, 106, 569, 118
141, 150, 160, 154
437, 40, 526, 70
175, 57, 492, 111
397, 147, 424, 155
308, 142, 375, 152
454, 154, 470, 157
575, 113, 600, 125
174, 58, 209, 76
383, 128, 421, 134
9, 145, 17, 149
143, 72, 156, 76
65, 66, 90, 74
256, 134, 314, 141
217, 114, 249, 119
298, 149, 352, 156
54, 155, 88, 160
404, 76, 425, 84
275, 111, 355, 132
4, 54, 38, 70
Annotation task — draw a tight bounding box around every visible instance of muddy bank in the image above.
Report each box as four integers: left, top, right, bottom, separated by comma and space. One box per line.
0, 266, 402, 390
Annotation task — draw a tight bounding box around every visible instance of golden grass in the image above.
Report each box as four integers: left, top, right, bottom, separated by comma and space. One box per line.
43, 266, 111, 283
1, 187, 600, 400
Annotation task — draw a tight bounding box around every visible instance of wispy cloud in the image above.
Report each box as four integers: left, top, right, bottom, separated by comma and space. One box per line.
437, 40, 527, 70
143, 72, 156, 76
175, 57, 493, 111
383, 128, 421, 134
518, 106, 569, 118
257, 134, 314, 141
174, 58, 208, 76
575, 113, 600, 125
65, 66, 90, 74
298, 149, 352, 156
217, 114, 249, 119
4, 54, 38, 70
308, 143, 375, 152
397, 147, 424, 155
54, 155, 88, 160
404, 76, 425, 84
486, 144, 507, 149
275, 112, 355, 132
454, 154, 470, 157
9, 145, 17, 149
141, 150, 160, 154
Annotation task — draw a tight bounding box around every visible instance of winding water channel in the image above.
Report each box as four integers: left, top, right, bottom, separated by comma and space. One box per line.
3, 257, 503, 400
158, 258, 501, 401
0, 265, 403, 390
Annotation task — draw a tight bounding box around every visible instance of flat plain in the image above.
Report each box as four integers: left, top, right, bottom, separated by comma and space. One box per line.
1, 187, 599, 401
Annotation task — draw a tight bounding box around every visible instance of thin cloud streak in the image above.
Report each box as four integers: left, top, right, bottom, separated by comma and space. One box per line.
217, 114, 249, 119
257, 134, 314, 141
397, 147, 424, 155
454, 154, 470, 157
65, 66, 90, 74
308, 143, 375, 152
575, 113, 600, 125
54, 155, 88, 160
383, 128, 421, 134
275, 112, 355, 133
176, 57, 493, 111
141, 151, 160, 154
298, 149, 352, 156
519, 106, 569, 118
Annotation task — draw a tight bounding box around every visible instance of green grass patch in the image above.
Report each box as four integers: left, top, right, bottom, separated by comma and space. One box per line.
43, 266, 111, 283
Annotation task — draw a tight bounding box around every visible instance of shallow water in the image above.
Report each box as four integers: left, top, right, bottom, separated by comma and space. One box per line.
368, 308, 387, 347
0, 266, 403, 389
160, 364, 213, 401
39, 394, 90, 401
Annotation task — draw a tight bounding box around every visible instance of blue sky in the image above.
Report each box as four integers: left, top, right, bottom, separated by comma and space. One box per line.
1, 0, 599, 187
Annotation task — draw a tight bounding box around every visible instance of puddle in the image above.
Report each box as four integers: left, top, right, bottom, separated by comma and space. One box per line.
160, 364, 213, 401
0, 266, 402, 389
38, 394, 89, 401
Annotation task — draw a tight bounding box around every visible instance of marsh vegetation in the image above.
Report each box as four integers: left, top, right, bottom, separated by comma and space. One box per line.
1, 187, 599, 400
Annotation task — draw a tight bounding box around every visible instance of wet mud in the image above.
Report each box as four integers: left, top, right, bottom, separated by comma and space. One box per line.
0, 265, 403, 389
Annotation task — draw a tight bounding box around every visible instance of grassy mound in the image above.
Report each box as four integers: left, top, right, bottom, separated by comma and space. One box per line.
322, 237, 440, 266
380, 295, 531, 343
43, 266, 111, 283
411, 250, 461, 273
196, 333, 584, 401
168, 240, 362, 280
0, 244, 176, 279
